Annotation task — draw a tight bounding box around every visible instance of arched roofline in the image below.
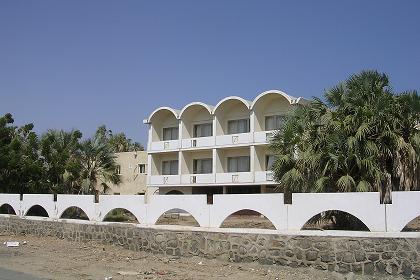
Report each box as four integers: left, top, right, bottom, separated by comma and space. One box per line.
179, 102, 214, 118
147, 107, 180, 123
251, 90, 297, 109
213, 96, 252, 113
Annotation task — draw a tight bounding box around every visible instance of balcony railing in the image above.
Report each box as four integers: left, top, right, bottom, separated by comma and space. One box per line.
150, 140, 180, 151
254, 171, 275, 183
181, 137, 215, 149
150, 175, 180, 185
181, 174, 215, 184
215, 172, 253, 184
254, 131, 276, 144
215, 133, 252, 146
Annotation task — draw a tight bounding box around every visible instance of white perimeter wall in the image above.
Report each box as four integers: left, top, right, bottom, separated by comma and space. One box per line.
0, 192, 419, 234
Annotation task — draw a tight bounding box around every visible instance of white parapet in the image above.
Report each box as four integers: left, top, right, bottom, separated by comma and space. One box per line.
98, 195, 147, 223
210, 193, 287, 230
287, 192, 386, 232
22, 194, 56, 218
0, 191, 419, 235
386, 191, 420, 232
56, 194, 96, 221
146, 194, 209, 227
0, 194, 21, 215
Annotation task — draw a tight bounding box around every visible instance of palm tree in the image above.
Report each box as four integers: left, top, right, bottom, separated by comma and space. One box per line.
40, 129, 83, 194
96, 125, 144, 152
79, 134, 121, 199
271, 71, 419, 203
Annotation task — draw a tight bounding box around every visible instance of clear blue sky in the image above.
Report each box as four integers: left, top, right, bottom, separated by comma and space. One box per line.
1, 1, 419, 145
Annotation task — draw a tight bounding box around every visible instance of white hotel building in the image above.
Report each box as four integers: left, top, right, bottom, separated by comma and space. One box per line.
143, 90, 307, 199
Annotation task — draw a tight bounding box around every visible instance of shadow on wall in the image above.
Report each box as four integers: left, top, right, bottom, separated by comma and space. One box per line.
165, 190, 184, 195
26, 205, 49, 217
220, 209, 276, 230
302, 210, 370, 231
60, 207, 89, 220
155, 208, 200, 227
0, 204, 16, 215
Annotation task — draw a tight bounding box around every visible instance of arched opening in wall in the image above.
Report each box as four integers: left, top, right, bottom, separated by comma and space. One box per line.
0, 204, 16, 215
302, 210, 369, 231
220, 209, 276, 230
155, 208, 200, 227
165, 190, 184, 195
60, 207, 89, 220
25, 205, 49, 217
103, 208, 139, 223
402, 216, 420, 232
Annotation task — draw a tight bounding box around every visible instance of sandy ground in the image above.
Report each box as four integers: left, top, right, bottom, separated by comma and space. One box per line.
0, 234, 405, 280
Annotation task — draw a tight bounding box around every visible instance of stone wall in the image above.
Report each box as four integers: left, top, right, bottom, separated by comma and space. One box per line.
0, 216, 419, 279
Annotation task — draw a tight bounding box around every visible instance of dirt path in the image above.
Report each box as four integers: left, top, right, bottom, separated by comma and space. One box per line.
0, 234, 402, 280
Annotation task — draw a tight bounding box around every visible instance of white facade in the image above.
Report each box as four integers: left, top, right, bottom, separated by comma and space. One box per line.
144, 90, 308, 195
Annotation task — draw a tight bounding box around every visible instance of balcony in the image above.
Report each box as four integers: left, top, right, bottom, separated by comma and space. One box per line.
254, 131, 276, 144
150, 140, 180, 152
216, 172, 253, 184
150, 175, 181, 185
181, 137, 215, 149
255, 171, 275, 184
181, 174, 215, 184
216, 133, 252, 146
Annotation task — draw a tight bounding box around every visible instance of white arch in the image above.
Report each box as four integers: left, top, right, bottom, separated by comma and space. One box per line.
288, 192, 385, 232
0, 194, 20, 216
22, 194, 56, 218
386, 191, 420, 232
98, 195, 146, 223
179, 102, 214, 117
56, 195, 96, 221
213, 96, 252, 113
146, 107, 180, 123
210, 194, 287, 230
251, 90, 296, 108
146, 195, 209, 227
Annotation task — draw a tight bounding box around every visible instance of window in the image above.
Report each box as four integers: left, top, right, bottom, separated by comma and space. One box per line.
265, 155, 277, 171
227, 156, 250, 172
193, 123, 213, 137
138, 164, 146, 174
162, 160, 178, 175
227, 118, 250, 134
115, 165, 121, 174
193, 158, 212, 174
163, 127, 179, 140
265, 115, 288, 131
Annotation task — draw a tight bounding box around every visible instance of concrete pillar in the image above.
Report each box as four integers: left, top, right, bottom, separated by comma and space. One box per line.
261, 185, 267, 193
178, 119, 183, 141
250, 145, 255, 182
250, 110, 255, 142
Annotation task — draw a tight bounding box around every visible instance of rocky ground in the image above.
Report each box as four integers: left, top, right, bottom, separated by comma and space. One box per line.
0, 234, 406, 280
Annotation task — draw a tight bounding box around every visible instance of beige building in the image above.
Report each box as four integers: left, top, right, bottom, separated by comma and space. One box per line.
105, 151, 148, 195
143, 90, 308, 197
